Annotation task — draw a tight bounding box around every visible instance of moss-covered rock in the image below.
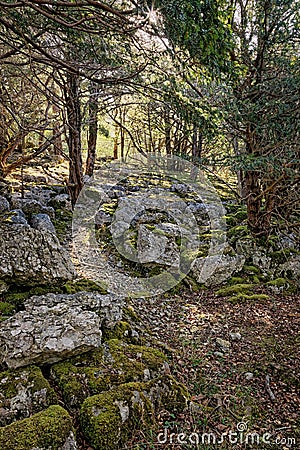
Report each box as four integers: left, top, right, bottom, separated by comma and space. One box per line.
80, 375, 189, 450
0, 405, 75, 450
0, 365, 58, 426
270, 248, 298, 264
50, 339, 167, 409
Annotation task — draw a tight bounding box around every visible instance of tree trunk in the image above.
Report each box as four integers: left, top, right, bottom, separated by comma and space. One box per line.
164, 104, 172, 155
85, 82, 99, 176
65, 72, 83, 207
244, 170, 262, 234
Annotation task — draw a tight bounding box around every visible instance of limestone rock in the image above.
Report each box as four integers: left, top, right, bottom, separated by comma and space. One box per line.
191, 245, 245, 286
0, 366, 58, 426
0, 292, 123, 368
0, 223, 75, 286
137, 224, 180, 267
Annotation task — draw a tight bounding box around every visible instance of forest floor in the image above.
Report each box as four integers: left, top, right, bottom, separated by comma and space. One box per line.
128, 288, 300, 449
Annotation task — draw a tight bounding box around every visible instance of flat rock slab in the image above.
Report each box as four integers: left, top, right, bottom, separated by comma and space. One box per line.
0, 223, 76, 286
0, 292, 124, 369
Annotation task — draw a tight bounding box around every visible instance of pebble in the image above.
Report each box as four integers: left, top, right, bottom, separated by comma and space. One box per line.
230, 332, 242, 341
244, 372, 254, 380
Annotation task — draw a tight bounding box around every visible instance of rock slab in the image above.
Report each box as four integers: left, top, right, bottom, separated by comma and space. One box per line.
0, 292, 124, 368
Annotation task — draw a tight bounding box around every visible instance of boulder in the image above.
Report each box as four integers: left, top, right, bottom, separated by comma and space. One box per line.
137, 224, 180, 267
0, 292, 124, 368
191, 245, 245, 286
10, 198, 44, 216
0, 223, 75, 286
0, 209, 28, 225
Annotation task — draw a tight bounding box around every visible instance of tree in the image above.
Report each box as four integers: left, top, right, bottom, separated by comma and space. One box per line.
224, 0, 300, 235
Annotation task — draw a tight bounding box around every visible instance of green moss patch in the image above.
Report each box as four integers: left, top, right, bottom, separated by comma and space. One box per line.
0, 301, 15, 320
63, 278, 108, 295
0, 405, 74, 450
227, 293, 270, 303
216, 283, 255, 297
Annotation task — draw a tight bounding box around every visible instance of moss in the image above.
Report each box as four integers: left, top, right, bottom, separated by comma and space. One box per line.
0, 405, 74, 450
216, 283, 255, 297
267, 277, 288, 287
227, 293, 270, 303
5, 291, 30, 308
80, 382, 154, 450
53, 208, 73, 241
63, 278, 108, 295
266, 277, 297, 294
29, 285, 63, 296
101, 200, 118, 215
227, 225, 248, 239
197, 244, 209, 258
250, 275, 260, 284
0, 301, 15, 317
242, 265, 261, 274
51, 340, 167, 409
102, 321, 139, 343
270, 248, 298, 263
4, 285, 63, 310
123, 305, 140, 323
226, 276, 246, 285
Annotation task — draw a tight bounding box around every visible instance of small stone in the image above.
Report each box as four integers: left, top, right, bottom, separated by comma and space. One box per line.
216, 338, 231, 351
214, 352, 224, 358
245, 372, 254, 380
230, 332, 242, 341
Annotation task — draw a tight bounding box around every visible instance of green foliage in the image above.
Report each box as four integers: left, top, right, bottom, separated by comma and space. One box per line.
156, 0, 233, 73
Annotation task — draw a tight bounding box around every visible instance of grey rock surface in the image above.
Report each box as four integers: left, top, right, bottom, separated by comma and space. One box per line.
0, 292, 124, 368
0, 223, 75, 285
30, 213, 56, 234
1, 209, 28, 225
0, 196, 10, 214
